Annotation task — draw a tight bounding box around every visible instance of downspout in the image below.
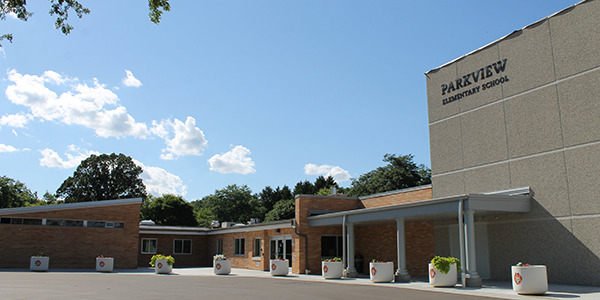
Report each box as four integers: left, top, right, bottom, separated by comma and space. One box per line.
458, 199, 467, 288
342, 214, 347, 270
292, 218, 309, 274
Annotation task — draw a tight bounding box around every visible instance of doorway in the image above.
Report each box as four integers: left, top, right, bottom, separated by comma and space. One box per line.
270, 236, 293, 267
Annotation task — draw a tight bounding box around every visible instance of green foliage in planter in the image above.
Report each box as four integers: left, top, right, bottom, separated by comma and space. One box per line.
323, 257, 342, 262
431, 256, 461, 274
150, 254, 175, 267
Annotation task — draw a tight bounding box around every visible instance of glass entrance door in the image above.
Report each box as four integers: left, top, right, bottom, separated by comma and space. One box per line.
270, 236, 293, 267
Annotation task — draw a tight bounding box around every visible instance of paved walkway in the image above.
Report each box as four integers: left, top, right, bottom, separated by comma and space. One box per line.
11, 267, 598, 300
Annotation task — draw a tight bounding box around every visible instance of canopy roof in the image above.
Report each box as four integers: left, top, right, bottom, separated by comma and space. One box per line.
308, 191, 531, 227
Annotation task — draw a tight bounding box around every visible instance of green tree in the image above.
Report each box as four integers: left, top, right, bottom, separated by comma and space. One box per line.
293, 180, 315, 196
143, 194, 197, 226
55, 153, 147, 203
258, 185, 293, 212
0, 176, 38, 208
264, 199, 295, 222
0, 0, 171, 47
348, 154, 431, 197
202, 184, 265, 224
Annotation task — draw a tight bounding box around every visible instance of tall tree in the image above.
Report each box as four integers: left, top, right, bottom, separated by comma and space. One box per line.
258, 185, 293, 212
0, 0, 171, 47
264, 199, 295, 222
143, 194, 197, 226
55, 153, 147, 203
293, 180, 315, 196
348, 154, 431, 197
202, 184, 265, 224
0, 176, 38, 208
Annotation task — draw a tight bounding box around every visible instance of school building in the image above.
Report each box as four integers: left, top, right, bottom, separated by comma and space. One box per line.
1, 0, 599, 287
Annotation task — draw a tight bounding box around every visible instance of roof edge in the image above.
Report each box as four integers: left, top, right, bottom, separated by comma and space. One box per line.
425, 0, 590, 75
0, 198, 143, 216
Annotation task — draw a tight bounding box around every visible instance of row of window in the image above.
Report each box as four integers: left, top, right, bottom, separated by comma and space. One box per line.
141, 238, 192, 255
0, 217, 125, 229
215, 238, 262, 257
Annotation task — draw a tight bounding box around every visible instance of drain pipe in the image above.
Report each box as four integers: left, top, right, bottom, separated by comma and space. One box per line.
292, 218, 309, 274
458, 199, 467, 288
342, 214, 347, 270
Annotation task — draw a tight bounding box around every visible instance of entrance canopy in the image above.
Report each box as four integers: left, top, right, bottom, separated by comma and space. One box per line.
307, 192, 531, 227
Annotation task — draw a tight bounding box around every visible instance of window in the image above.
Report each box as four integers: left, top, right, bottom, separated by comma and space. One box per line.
321, 236, 344, 257
216, 239, 223, 254
253, 238, 261, 257
234, 238, 245, 255
174, 239, 192, 254
142, 238, 157, 254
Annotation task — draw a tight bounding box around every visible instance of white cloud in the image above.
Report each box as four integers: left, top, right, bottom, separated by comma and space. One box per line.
8, 12, 18, 19
304, 163, 351, 183
5, 69, 149, 138
0, 144, 19, 153
122, 70, 142, 87
152, 116, 207, 160
134, 160, 187, 196
208, 145, 256, 175
39, 146, 99, 169
0, 113, 31, 128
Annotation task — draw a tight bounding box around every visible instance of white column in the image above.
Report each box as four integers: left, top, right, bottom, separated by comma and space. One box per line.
465, 210, 482, 287
395, 218, 410, 282
346, 222, 358, 277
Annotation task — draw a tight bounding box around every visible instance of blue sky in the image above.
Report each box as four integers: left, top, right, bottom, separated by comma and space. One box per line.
0, 0, 579, 201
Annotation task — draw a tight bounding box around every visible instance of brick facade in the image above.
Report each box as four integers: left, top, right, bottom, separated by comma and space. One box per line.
137, 233, 207, 267
359, 187, 433, 208
0, 200, 141, 269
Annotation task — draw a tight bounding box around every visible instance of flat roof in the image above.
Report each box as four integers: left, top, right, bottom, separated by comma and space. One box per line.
308, 192, 531, 227
139, 219, 293, 235
0, 198, 143, 216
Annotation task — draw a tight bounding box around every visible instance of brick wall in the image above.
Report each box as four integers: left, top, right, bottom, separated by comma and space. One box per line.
294, 187, 434, 276
360, 186, 432, 208
137, 233, 207, 267
206, 228, 295, 271
355, 222, 434, 277
0, 202, 140, 269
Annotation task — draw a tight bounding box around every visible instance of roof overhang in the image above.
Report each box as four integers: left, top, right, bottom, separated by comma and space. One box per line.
308, 193, 531, 227
0, 198, 143, 216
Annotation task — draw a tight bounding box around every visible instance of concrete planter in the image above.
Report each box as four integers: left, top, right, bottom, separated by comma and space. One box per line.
213, 259, 231, 275
270, 259, 289, 276
155, 259, 173, 274
512, 265, 548, 295
96, 257, 114, 272
429, 263, 458, 287
30, 256, 49, 271
369, 262, 394, 282
322, 261, 343, 279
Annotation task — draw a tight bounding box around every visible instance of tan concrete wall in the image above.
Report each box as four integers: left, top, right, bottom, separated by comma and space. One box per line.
0, 203, 140, 269
426, 0, 600, 286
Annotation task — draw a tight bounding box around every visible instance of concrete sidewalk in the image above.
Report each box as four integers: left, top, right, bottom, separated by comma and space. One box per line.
22, 267, 599, 300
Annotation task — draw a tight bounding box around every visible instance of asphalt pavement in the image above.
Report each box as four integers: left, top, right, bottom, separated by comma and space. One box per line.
1, 267, 599, 300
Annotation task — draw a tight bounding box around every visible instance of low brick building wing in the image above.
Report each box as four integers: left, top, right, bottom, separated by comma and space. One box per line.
0, 198, 141, 269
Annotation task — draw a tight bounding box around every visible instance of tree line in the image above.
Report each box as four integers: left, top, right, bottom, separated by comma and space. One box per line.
0, 153, 430, 227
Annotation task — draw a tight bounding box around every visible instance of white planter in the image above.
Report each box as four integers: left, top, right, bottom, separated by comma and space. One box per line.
30, 256, 49, 271
369, 262, 394, 283
155, 259, 173, 274
96, 257, 114, 272
213, 259, 231, 275
512, 265, 548, 295
322, 261, 343, 279
429, 263, 458, 287
270, 259, 289, 276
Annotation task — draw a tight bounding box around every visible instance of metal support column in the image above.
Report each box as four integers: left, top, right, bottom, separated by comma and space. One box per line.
395, 217, 410, 282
